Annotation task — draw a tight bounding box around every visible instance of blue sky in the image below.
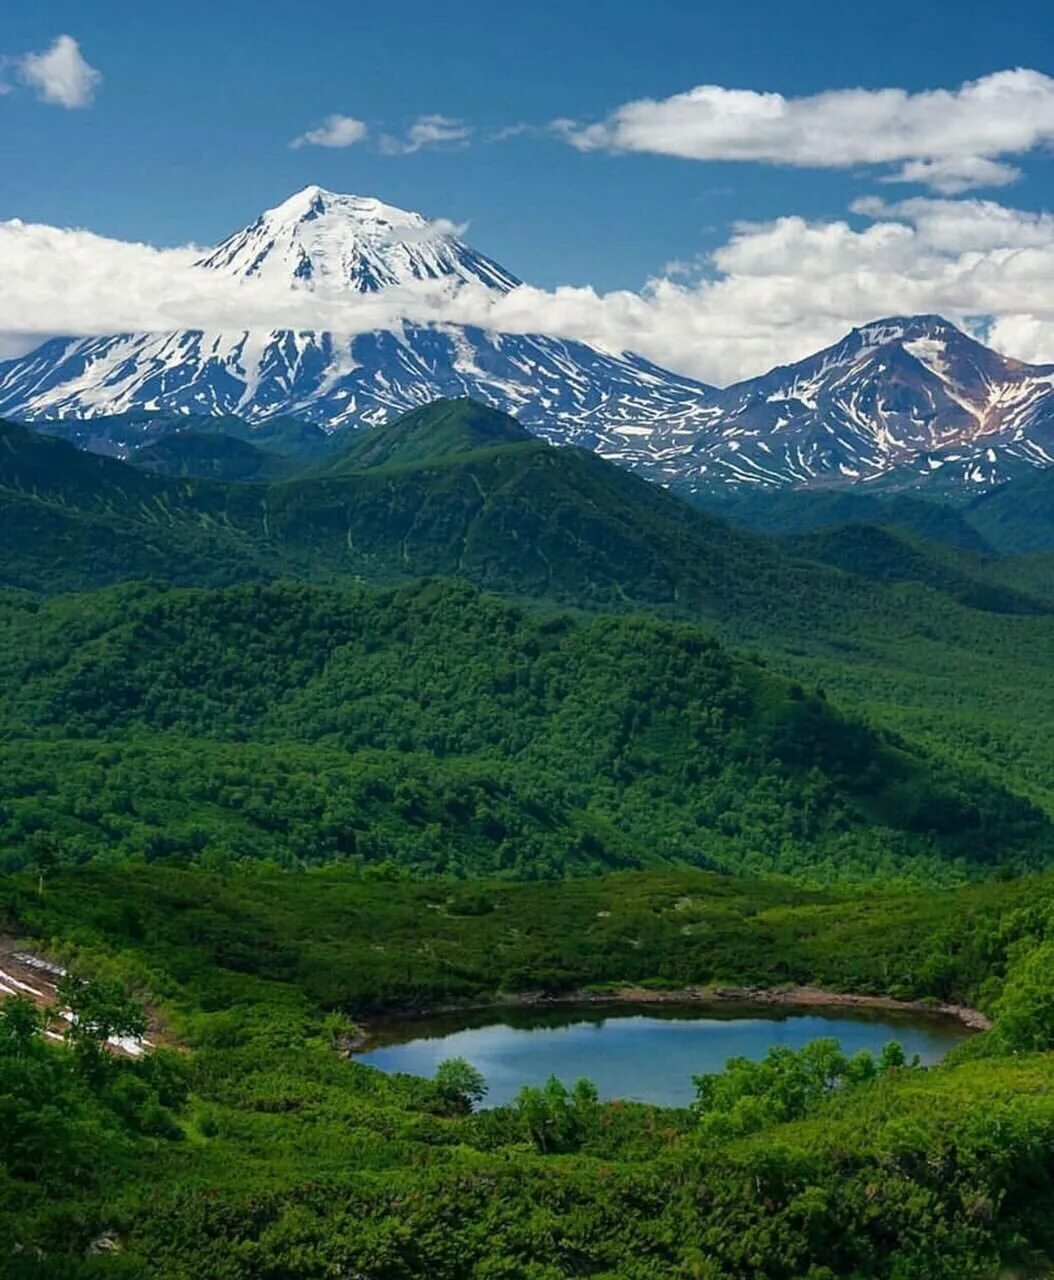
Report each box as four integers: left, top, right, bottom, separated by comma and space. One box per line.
4, 0, 1054, 291
3, 1, 1054, 383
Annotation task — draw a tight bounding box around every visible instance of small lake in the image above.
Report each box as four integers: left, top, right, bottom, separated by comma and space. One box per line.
356, 1003, 972, 1108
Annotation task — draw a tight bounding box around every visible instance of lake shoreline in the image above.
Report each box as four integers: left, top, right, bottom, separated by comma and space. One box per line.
350, 983, 991, 1050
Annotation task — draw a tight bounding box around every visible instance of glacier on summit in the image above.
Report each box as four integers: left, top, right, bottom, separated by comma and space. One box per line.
195, 187, 521, 295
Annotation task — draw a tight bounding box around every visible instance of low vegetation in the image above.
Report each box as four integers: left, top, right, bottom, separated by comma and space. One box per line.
2, 864, 1054, 1277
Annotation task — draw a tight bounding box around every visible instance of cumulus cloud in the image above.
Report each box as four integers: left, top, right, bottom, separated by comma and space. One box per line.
3, 194, 1054, 382
0, 220, 426, 349
882, 156, 1022, 196
290, 114, 368, 149
849, 195, 1054, 251
19, 34, 101, 108
380, 114, 473, 155
558, 69, 1054, 193
0, 217, 484, 359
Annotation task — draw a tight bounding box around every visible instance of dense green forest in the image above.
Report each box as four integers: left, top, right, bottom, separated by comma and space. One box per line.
4, 399, 1054, 1276
967, 466, 1054, 553
692, 486, 992, 549
129, 431, 303, 482
6, 401, 1054, 825
0, 578, 1046, 882
2, 401, 1053, 894
691, 457, 1054, 555
35, 409, 337, 466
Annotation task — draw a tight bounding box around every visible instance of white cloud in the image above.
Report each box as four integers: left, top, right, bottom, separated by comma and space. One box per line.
19, 35, 101, 109
380, 114, 473, 155
488, 123, 535, 142
881, 156, 1022, 195
290, 114, 368, 149
378, 216, 470, 245
3, 194, 1054, 383
0, 220, 415, 341
558, 69, 1054, 193
849, 195, 1054, 251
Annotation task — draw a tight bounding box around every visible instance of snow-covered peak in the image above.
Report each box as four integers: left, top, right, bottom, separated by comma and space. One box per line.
783, 314, 1035, 392
852, 315, 957, 349
269, 186, 429, 230
671, 312, 1054, 496
195, 185, 520, 295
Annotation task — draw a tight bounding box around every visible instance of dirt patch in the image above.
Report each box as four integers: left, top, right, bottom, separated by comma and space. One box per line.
0, 934, 161, 1056
0, 938, 63, 1011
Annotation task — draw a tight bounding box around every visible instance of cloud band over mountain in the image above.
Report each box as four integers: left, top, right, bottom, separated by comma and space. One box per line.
2, 193, 1054, 384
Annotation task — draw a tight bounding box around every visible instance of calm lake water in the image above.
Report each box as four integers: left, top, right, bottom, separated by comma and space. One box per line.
356, 1003, 972, 1108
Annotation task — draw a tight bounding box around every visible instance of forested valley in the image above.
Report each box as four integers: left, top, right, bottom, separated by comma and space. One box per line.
3, 400, 1054, 1278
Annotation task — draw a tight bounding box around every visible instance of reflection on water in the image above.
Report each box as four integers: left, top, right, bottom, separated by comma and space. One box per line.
355, 1002, 972, 1108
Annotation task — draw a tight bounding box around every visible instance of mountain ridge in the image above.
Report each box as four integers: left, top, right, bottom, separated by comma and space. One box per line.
5, 398, 1053, 625
311, 397, 533, 474
650, 314, 1054, 498
4, 399, 1054, 860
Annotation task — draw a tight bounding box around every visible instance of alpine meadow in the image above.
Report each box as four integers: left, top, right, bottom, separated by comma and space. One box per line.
4, 6, 1054, 1277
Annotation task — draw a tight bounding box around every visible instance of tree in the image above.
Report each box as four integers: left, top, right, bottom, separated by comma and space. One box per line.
992, 939, 1054, 1052
0, 996, 43, 1058
513, 1075, 599, 1153
56, 975, 147, 1075
433, 1057, 487, 1114
877, 1040, 913, 1071
321, 1011, 363, 1054
692, 1038, 918, 1141
28, 831, 61, 896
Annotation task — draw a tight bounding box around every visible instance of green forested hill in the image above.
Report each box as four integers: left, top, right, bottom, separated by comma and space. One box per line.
4, 402, 1054, 866
782, 522, 1051, 614
128, 430, 302, 482
310, 396, 533, 472
4, 406, 1049, 634
1, 409, 843, 618
0, 418, 273, 590
0, 578, 1046, 881
966, 464, 1054, 553
6, 405, 1049, 648
692, 485, 991, 549
693, 463, 1054, 558
34, 408, 335, 460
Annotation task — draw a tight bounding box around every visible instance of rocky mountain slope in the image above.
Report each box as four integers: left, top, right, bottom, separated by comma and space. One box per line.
649, 316, 1054, 497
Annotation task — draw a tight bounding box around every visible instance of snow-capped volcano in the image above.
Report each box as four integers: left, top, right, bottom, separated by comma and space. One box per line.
196, 185, 520, 294
0, 187, 718, 451
646, 315, 1054, 495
